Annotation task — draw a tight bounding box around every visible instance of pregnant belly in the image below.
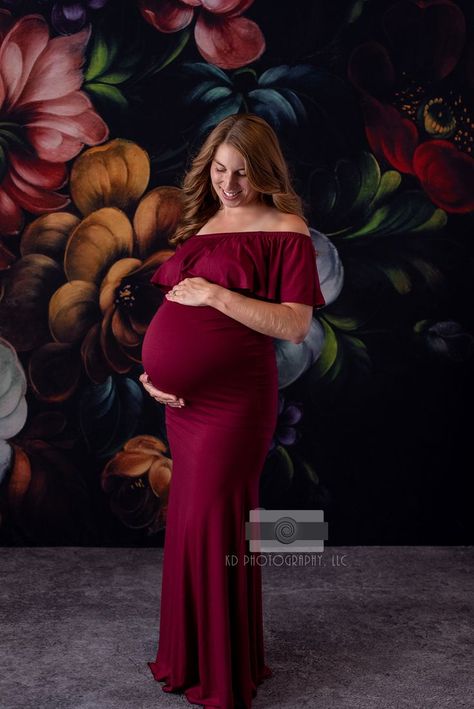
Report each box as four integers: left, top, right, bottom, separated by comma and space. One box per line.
141, 299, 276, 400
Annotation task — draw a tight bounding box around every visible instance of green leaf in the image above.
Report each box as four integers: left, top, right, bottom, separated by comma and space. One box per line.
85, 33, 110, 81
350, 151, 382, 212
155, 28, 191, 73
378, 265, 412, 294
346, 191, 439, 239
369, 169, 401, 209
408, 257, 445, 287
346, 204, 390, 238
411, 208, 447, 232
323, 313, 368, 331
85, 82, 128, 109
300, 459, 319, 485
98, 70, 134, 85
313, 318, 338, 377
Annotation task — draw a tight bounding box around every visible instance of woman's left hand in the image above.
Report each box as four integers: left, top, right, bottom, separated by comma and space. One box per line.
165, 277, 217, 307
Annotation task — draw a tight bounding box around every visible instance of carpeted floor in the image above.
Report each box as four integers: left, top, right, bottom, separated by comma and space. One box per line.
0, 546, 473, 708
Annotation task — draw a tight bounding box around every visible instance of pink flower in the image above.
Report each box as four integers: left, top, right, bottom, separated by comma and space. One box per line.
138, 0, 265, 69
0, 11, 109, 236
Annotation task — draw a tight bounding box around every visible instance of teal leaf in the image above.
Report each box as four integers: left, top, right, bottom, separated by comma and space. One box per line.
191, 85, 234, 106
181, 61, 233, 86
196, 96, 245, 136
248, 89, 299, 126
79, 376, 144, 459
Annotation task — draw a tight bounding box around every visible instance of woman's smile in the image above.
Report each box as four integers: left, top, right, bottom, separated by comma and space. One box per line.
211, 142, 260, 208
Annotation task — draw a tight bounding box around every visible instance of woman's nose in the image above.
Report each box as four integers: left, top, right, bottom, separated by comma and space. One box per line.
222, 180, 238, 190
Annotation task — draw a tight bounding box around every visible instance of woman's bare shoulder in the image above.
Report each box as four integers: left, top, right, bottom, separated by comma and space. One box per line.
264, 211, 310, 235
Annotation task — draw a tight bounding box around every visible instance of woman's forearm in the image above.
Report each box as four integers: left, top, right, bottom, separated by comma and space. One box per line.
206, 284, 307, 343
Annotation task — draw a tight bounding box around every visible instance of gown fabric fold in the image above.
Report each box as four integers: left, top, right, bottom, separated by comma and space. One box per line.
141, 231, 325, 708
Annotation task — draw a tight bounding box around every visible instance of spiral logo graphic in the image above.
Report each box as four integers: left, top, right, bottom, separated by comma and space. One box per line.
274, 516, 298, 544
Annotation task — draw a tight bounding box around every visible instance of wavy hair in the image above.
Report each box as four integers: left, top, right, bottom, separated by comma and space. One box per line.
169, 113, 307, 247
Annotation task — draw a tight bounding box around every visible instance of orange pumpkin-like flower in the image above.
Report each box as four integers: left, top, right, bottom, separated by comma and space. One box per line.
101, 434, 172, 531
0, 138, 182, 402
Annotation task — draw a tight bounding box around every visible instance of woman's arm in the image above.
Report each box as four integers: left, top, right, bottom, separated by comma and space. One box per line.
206, 284, 312, 344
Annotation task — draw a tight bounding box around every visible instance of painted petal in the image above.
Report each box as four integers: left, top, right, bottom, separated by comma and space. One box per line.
3, 170, 69, 212
0, 253, 64, 352
111, 307, 141, 347
9, 150, 67, 190
0, 337, 21, 397
0, 185, 23, 235
195, 13, 265, 69
0, 440, 12, 485
51, 2, 87, 35
361, 96, 418, 174
0, 352, 26, 418
27, 110, 108, 141
100, 305, 132, 372
80, 322, 111, 384
0, 394, 28, 437
148, 457, 172, 497
20, 212, 80, 261
274, 318, 326, 389
25, 126, 83, 163
0, 238, 17, 269
49, 280, 100, 343
26, 108, 109, 161
104, 450, 154, 477
383, 0, 465, 81
21, 89, 93, 117
0, 9, 15, 42
278, 426, 297, 446
64, 207, 134, 285
348, 41, 395, 97
201, 0, 254, 16
137, 0, 194, 33
133, 186, 183, 258
0, 15, 49, 109
7, 443, 31, 507
99, 257, 141, 312
124, 435, 167, 454
413, 140, 474, 213
70, 138, 150, 216
16, 25, 90, 105
28, 342, 82, 402
281, 403, 302, 426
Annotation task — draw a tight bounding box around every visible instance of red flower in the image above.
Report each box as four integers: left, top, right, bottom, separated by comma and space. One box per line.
138, 0, 265, 69
348, 0, 474, 213
0, 11, 109, 236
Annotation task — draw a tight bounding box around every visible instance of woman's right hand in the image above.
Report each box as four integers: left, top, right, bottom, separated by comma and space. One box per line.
139, 372, 186, 407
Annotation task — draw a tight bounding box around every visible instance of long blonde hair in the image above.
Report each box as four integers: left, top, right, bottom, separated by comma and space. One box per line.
170, 113, 307, 246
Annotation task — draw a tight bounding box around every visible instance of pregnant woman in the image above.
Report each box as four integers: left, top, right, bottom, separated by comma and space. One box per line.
140, 113, 325, 708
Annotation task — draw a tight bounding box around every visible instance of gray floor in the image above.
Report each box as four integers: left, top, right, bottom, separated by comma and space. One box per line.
1, 546, 473, 709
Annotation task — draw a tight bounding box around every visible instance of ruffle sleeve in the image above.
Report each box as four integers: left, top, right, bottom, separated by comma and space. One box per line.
267, 234, 326, 308
149, 233, 325, 308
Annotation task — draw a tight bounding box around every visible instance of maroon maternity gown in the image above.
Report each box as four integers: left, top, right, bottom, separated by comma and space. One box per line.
141, 230, 325, 708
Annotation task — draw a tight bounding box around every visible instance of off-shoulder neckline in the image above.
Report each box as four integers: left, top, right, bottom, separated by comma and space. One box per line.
192, 230, 310, 238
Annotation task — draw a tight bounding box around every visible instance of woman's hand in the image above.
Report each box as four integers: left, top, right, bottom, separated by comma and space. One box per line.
165, 276, 218, 306
139, 372, 185, 407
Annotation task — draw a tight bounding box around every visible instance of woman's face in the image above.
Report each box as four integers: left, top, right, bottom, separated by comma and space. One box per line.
210, 143, 261, 208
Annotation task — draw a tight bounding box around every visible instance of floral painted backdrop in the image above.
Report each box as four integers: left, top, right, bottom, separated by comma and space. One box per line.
0, 0, 473, 545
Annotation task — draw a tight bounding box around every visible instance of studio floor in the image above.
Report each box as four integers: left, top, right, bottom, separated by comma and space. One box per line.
1, 546, 473, 709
